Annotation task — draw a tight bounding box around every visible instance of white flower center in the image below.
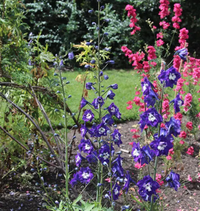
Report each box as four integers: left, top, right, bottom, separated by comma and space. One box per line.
158, 142, 167, 151
143, 83, 148, 91
82, 172, 90, 179
143, 182, 152, 192
115, 134, 119, 140
99, 127, 105, 134
102, 152, 110, 160
133, 149, 140, 157
114, 188, 119, 195
178, 100, 182, 106
148, 113, 156, 122
86, 113, 92, 119
76, 156, 80, 162
169, 73, 176, 80
111, 107, 115, 112
85, 144, 91, 150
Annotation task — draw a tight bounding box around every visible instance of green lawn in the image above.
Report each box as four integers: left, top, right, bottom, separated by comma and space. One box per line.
59, 69, 141, 127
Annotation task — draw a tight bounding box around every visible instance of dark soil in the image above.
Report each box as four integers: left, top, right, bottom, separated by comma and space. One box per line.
0, 121, 200, 211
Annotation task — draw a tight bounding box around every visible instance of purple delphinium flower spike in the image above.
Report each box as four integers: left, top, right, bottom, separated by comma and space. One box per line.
166, 171, 180, 191
112, 129, 122, 147
82, 109, 94, 122
137, 175, 160, 202
86, 151, 98, 163
139, 108, 163, 131
170, 94, 183, 113
70, 172, 79, 187
150, 135, 173, 156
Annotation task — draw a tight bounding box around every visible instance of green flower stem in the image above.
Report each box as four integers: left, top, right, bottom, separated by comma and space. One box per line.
58, 66, 69, 199
96, 0, 103, 206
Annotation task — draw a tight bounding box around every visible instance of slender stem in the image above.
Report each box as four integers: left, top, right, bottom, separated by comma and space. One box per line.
58, 66, 69, 199
96, 0, 103, 206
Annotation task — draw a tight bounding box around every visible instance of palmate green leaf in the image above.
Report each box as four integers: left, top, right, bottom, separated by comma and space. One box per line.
39, 51, 55, 62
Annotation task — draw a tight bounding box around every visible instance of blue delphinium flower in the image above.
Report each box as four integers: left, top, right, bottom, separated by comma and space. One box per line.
68, 52, 74, 60
96, 122, 110, 137
139, 107, 163, 131
150, 135, 173, 156
112, 129, 122, 147
109, 84, 118, 89
102, 114, 114, 126
78, 139, 93, 154
80, 97, 89, 109
110, 183, 121, 200
86, 82, 95, 90
80, 124, 87, 137
92, 96, 104, 109
170, 94, 183, 113
140, 145, 155, 165
112, 155, 124, 178
175, 48, 188, 61
106, 90, 115, 100
165, 117, 181, 137
137, 175, 160, 202
107, 103, 121, 119
78, 167, 94, 184
86, 151, 98, 163
144, 88, 159, 107
70, 172, 79, 187
166, 171, 180, 191
98, 143, 114, 165
131, 142, 143, 163
122, 171, 135, 193
75, 152, 83, 167
141, 77, 155, 95
82, 109, 94, 122
158, 66, 181, 88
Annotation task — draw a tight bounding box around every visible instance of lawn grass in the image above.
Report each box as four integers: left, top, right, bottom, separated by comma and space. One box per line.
58, 69, 141, 127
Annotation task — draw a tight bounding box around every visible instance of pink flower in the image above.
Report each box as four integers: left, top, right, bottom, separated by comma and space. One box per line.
188, 175, 193, 182
159, 0, 170, 19
126, 105, 133, 110
186, 122, 193, 130
156, 32, 163, 39
134, 162, 145, 169
156, 39, 164, 47
156, 174, 164, 186
133, 96, 141, 105
179, 140, 185, 145
159, 21, 170, 29
179, 131, 187, 139
147, 46, 157, 60
198, 125, 200, 130
186, 146, 194, 155
151, 61, 157, 67
174, 112, 183, 122
153, 25, 157, 29
166, 155, 172, 160
135, 91, 141, 95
